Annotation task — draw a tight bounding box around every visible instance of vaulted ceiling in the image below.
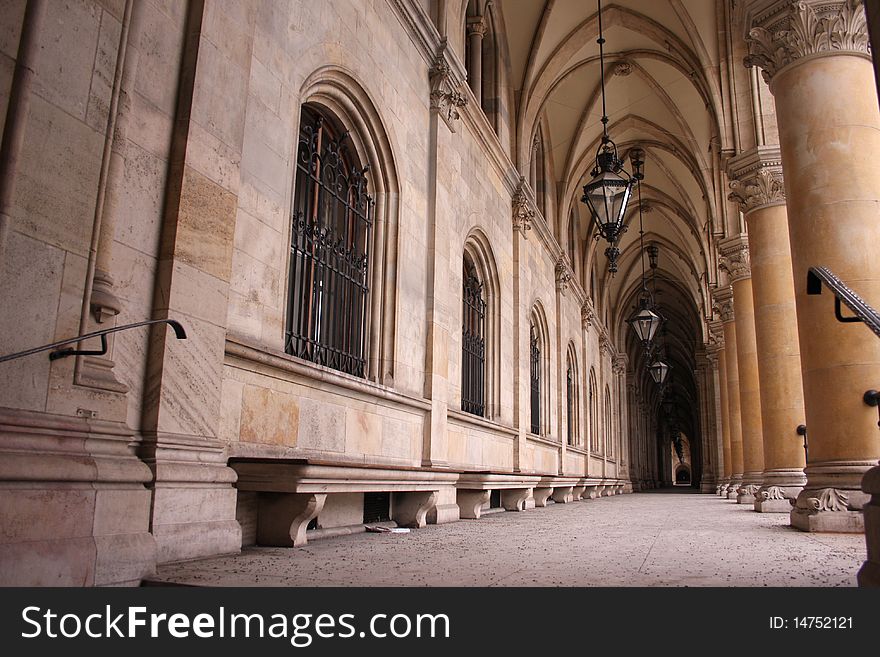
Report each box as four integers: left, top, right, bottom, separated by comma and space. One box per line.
497, 0, 730, 465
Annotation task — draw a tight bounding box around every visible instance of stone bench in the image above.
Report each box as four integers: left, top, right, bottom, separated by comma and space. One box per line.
230, 459, 458, 547
531, 476, 583, 507
454, 472, 542, 519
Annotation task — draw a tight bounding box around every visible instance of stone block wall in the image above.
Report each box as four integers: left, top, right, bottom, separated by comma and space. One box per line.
0, 0, 629, 585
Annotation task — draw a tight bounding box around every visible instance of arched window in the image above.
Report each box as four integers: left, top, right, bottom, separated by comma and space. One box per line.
287, 104, 373, 377
566, 345, 579, 446
461, 231, 500, 418
529, 127, 547, 217
529, 321, 541, 435
605, 385, 613, 457
589, 368, 599, 452
462, 253, 486, 417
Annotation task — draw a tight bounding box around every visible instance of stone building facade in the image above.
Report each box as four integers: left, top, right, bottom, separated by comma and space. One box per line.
0, 0, 878, 586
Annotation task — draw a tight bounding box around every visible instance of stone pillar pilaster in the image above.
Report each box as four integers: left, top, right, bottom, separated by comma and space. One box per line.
728, 147, 807, 512
744, 0, 880, 531
720, 236, 765, 504
714, 287, 744, 498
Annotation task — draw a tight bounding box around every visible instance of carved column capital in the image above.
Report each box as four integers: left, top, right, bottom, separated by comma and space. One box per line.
613, 353, 628, 375
599, 330, 612, 356
743, 0, 871, 87
555, 258, 573, 295
727, 146, 786, 214
512, 177, 535, 237
581, 300, 596, 330
466, 15, 488, 38
712, 286, 736, 323
718, 236, 751, 283
430, 40, 468, 132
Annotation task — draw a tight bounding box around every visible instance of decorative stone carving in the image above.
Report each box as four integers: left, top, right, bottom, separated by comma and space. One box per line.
803, 487, 850, 512
612, 60, 633, 76
555, 259, 572, 294
712, 287, 735, 323
613, 354, 627, 375
744, 0, 871, 86
466, 15, 487, 38
599, 330, 611, 356
738, 483, 760, 496
512, 178, 535, 237
761, 485, 787, 500
430, 41, 467, 132
719, 238, 751, 283
729, 168, 786, 213
581, 300, 595, 329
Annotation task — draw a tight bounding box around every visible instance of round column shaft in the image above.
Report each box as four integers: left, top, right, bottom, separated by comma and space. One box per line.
745, 0, 880, 532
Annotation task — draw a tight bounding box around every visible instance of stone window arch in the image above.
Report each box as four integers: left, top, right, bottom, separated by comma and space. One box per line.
566, 343, 580, 446
289, 69, 400, 384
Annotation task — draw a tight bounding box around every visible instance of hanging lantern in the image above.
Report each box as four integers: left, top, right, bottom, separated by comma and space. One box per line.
627, 302, 662, 347
581, 145, 635, 275
649, 359, 669, 385
579, 0, 638, 275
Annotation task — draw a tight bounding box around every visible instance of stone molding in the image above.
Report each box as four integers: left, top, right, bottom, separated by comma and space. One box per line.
744, 0, 871, 86
712, 286, 735, 323
512, 177, 535, 237
727, 146, 786, 214
429, 40, 468, 132
719, 236, 751, 283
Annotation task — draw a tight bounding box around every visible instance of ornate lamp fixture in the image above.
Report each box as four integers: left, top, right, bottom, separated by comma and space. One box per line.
626, 148, 662, 350
648, 358, 669, 385
580, 0, 638, 275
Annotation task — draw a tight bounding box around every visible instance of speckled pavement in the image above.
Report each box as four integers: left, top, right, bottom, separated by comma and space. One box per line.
150, 491, 867, 586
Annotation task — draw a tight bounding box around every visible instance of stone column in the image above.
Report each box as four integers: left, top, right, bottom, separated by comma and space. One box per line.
710, 325, 733, 496
714, 287, 744, 498
706, 344, 727, 494
466, 16, 486, 106
720, 237, 765, 505
745, 0, 880, 531
728, 147, 807, 513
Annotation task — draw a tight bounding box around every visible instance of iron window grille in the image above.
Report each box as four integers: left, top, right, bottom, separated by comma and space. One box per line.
286, 106, 373, 378
462, 257, 486, 417
530, 323, 540, 435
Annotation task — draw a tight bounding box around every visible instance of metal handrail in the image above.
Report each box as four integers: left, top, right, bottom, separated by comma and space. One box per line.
0, 319, 186, 364
807, 267, 880, 339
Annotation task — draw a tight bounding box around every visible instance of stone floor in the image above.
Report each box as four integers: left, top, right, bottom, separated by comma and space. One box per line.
151, 490, 867, 586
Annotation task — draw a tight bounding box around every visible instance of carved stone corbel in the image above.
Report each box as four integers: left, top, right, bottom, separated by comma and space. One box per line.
512, 177, 535, 237
430, 40, 467, 132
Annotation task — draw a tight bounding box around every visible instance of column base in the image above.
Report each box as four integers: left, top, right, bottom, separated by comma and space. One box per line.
754, 485, 801, 513
726, 478, 742, 499
142, 433, 241, 562
736, 483, 760, 505
790, 506, 864, 533
789, 461, 872, 533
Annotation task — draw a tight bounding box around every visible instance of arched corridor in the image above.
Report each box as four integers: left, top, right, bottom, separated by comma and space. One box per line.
0, 0, 879, 588
149, 492, 866, 587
